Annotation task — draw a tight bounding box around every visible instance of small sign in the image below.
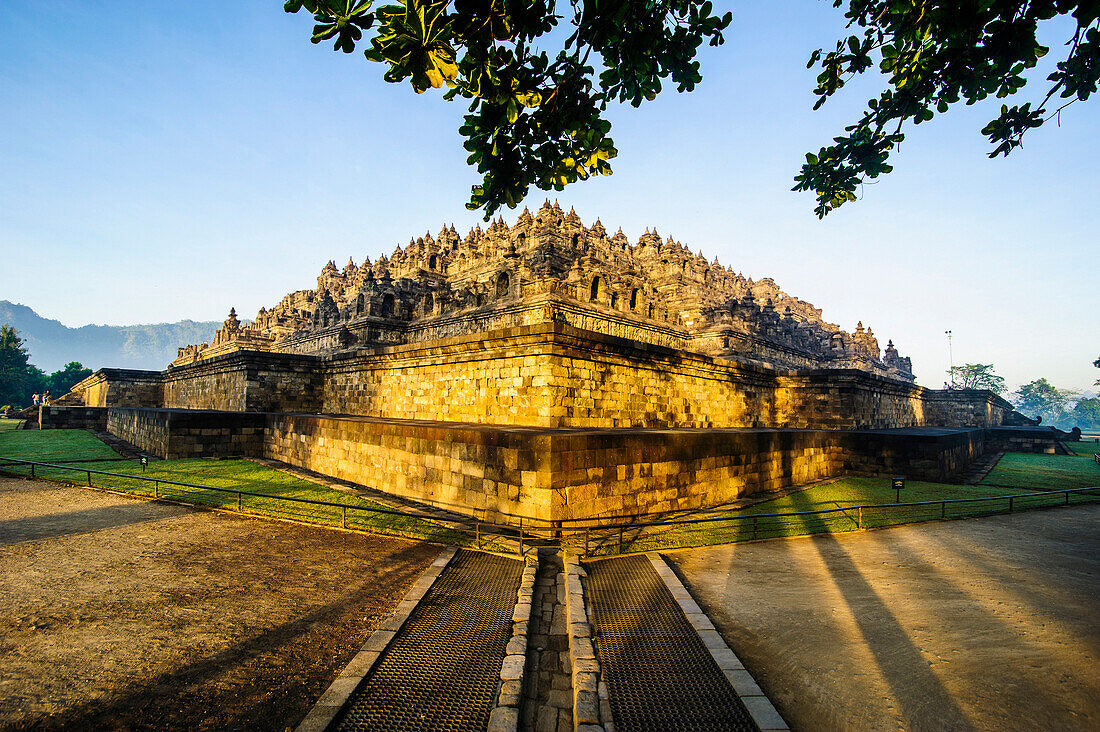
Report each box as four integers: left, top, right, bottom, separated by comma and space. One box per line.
140, 455, 148, 472
892, 478, 905, 490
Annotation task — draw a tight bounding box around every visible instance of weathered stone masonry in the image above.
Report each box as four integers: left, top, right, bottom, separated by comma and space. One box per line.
59, 206, 1033, 523
79, 323, 1014, 431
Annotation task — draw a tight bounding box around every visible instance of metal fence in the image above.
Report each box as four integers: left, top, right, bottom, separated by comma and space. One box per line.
3, 456, 1098, 558
0, 457, 528, 556
564, 485, 1100, 556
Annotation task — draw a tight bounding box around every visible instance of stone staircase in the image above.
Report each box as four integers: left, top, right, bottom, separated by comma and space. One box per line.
961, 451, 1004, 485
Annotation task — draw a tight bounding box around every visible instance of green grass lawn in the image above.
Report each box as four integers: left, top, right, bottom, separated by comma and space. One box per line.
596, 458, 1100, 555
981, 451, 1100, 490
0, 425, 493, 550
1065, 438, 1100, 457
0, 424, 122, 462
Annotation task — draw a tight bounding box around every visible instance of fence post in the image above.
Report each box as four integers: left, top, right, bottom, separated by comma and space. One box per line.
1009, 496, 1013, 513
342, 505, 347, 529
519, 517, 524, 557
941, 501, 946, 519
154, 480, 159, 498
618, 526, 624, 554
752, 516, 758, 540
858, 507, 863, 530
238, 492, 243, 512
476, 522, 480, 550
1065, 491, 1070, 505
584, 528, 590, 557
30, 463, 34, 479
87, 470, 92, 487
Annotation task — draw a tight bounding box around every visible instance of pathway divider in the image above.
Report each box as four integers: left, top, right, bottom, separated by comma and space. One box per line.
295, 546, 459, 732
647, 552, 789, 732
488, 550, 538, 731
564, 553, 610, 731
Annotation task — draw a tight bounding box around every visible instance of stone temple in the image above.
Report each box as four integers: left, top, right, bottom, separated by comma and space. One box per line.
172, 201, 915, 384
63, 202, 1023, 525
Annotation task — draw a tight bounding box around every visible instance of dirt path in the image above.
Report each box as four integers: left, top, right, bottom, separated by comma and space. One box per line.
0, 477, 438, 731
668, 504, 1100, 731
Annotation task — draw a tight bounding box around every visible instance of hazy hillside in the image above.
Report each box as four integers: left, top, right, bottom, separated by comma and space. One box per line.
0, 301, 220, 373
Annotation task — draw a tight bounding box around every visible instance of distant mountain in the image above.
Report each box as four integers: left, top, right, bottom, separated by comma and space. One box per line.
0, 301, 219, 373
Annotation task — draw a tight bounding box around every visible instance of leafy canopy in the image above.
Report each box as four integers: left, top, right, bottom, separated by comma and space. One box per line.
1013, 377, 1078, 421
0, 324, 30, 407
948, 362, 1007, 393
794, 0, 1100, 217
289, 1, 1098, 218
49, 361, 93, 396
285, 0, 730, 217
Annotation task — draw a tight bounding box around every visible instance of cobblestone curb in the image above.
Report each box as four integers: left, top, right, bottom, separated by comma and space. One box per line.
487, 549, 539, 732
564, 553, 610, 732
293, 546, 458, 732
646, 552, 790, 732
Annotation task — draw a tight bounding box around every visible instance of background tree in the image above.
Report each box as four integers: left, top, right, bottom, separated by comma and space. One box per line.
1072, 397, 1100, 429
288, 1, 1099, 218
1013, 377, 1078, 423
47, 362, 92, 397
948, 363, 1007, 393
0, 324, 30, 407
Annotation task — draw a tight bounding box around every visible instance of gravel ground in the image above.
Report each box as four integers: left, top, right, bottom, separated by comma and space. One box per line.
669, 504, 1100, 731
0, 476, 438, 731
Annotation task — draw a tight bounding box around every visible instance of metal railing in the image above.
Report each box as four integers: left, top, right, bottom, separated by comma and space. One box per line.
569, 485, 1100, 556
0, 457, 530, 556
3, 455, 1098, 559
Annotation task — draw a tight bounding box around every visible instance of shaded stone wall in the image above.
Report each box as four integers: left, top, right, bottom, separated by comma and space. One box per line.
107, 408, 265, 460
922, 390, 1016, 428
843, 428, 986, 482
38, 406, 109, 432
986, 426, 1066, 455
161, 353, 323, 413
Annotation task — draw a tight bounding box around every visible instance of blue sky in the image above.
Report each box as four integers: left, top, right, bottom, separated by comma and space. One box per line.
2, 1, 1097, 393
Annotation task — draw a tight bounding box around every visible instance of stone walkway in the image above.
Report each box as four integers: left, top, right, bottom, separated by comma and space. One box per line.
521, 548, 573, 732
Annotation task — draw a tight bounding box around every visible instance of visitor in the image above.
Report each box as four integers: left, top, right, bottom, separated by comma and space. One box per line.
32, 393, 39, 406
42, 391, 49, 406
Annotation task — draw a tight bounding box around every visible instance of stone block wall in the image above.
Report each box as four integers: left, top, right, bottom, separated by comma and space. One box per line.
162, 352, 323, 413
38, 406, 109, 432
922, 390, 1016, 428
550, 429, 847, 521
321, 327, 560, 424
263, 414, 542, 523
986, 426, 1064, 454
82, 323, 1013, 433
842, 428, 986, 482
107, 408, 265, 460
76, 369, 163, 408
105, 406, 991, 524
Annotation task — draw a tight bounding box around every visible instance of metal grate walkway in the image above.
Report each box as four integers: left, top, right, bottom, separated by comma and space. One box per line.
586, 555, 759, 731
332, 550, 522, 732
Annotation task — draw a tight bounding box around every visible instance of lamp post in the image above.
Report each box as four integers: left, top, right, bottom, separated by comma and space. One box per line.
945, 330, 954, 388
